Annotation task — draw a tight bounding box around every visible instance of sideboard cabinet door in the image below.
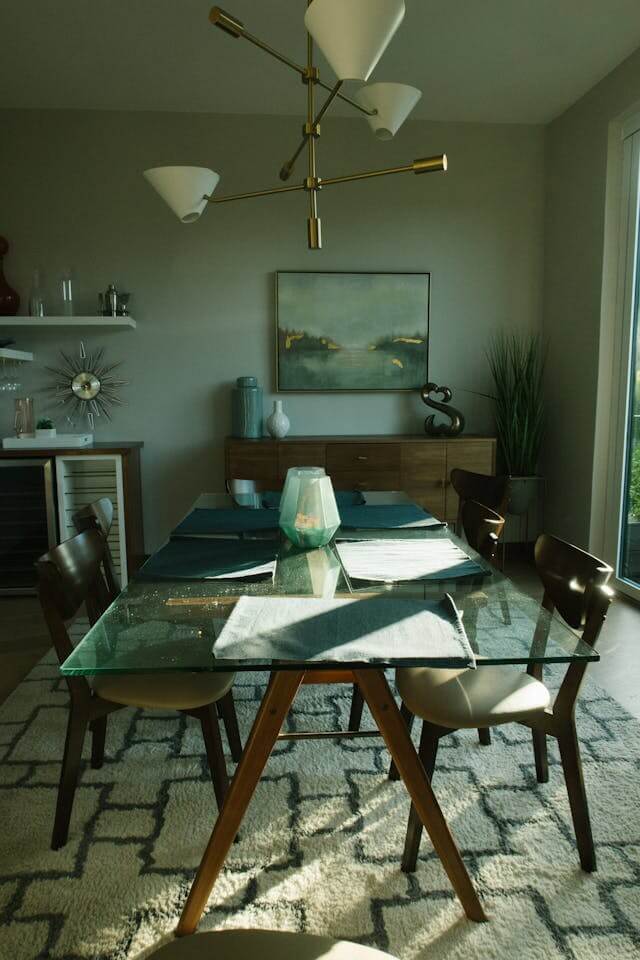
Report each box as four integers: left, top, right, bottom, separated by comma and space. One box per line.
444, 440, 496, 521
401, 442, 446, 517
55, 454, 129, 585
226, 442, 279, 490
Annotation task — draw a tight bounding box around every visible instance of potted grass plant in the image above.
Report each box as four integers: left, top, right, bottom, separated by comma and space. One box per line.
487, 332, 545, 515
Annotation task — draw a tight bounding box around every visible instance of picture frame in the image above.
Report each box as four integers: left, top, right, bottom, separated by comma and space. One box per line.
275, 271, 430, 393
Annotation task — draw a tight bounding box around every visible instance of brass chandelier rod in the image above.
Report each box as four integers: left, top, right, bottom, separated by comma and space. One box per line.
207, 155, 446, 205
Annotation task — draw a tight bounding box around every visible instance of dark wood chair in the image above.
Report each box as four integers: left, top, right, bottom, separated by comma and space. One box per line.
73, 496, 242, 767
385, 499, 507, 761
73, 496, 120, 596
37, 528, 241, 850
350, 500, 507, 737
450, 468, 509, 539
395, 533, 613, 874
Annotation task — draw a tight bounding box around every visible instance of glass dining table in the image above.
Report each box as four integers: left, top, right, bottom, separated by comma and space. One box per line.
60, 491, 598, 936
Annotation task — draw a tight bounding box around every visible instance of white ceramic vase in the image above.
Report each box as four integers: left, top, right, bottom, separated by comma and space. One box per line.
266, 399, 290, 439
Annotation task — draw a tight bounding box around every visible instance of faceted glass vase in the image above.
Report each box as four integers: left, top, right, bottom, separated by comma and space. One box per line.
279, 467, 340, 548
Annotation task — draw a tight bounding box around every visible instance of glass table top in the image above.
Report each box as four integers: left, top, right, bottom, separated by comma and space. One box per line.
61, 492, 598, 676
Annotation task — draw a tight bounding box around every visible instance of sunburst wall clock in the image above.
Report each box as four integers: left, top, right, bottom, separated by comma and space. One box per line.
45, 342, 128, 429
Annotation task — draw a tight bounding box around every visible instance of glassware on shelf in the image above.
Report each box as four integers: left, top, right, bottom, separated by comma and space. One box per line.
14, 396, 35, 437
279, 466, 341, 548
28, 269, 46, 317
60, 272, 74, 316
0, 359, 22, 392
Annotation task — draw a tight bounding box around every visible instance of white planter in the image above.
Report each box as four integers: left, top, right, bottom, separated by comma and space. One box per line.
35, 428, 57, 439
266, 400, 290, 439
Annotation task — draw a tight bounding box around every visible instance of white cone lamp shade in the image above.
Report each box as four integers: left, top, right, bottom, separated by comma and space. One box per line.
143, 166, 220, 223
304, 0, 405, 82
355, 82, 421, 140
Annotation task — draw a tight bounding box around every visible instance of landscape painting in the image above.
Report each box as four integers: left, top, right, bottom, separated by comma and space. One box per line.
276, 271, 429, 392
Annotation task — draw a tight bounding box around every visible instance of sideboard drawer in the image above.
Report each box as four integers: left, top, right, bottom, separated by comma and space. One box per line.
279, 443, 326, 479
326, 443, 400, 473
227, 442, 279, 488
329, 469, 402, 491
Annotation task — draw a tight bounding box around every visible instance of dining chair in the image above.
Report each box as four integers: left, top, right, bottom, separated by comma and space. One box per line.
385, 499, 507, 759
73, 496, 120, 595
37, 528, 240, 850
146, 928, 398, 959
73, 497, 243, 768
349, 499, 507, 739
395, 533, 613, 874
450, 468, 509, 539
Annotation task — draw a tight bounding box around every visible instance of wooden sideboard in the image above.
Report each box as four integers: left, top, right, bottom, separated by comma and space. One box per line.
225, 435, 496, 523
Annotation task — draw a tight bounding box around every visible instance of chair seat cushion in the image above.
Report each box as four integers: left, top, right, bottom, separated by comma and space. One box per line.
396, 664, 551, 728
92, 671, 235, 710
148, 929, 396, 959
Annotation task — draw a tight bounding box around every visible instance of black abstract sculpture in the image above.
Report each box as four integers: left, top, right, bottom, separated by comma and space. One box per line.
420, 382, 466, 437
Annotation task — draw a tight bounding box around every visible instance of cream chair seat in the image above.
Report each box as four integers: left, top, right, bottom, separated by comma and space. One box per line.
92, 671, 235, 711
149, 929, 396, 960
396, 664, 551, 729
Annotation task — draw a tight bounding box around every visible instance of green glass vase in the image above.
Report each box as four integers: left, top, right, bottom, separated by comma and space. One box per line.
279, 466, 340, 548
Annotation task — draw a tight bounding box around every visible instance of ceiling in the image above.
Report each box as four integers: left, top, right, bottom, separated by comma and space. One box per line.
1, 1, 640, 124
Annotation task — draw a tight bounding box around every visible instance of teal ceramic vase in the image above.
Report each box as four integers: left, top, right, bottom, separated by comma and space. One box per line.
279, 466, 340, 548
231, 376, 263, 438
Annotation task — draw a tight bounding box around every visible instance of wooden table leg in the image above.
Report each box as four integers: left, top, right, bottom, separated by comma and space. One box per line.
176, 670, 305, 936
354, 669, 487, 923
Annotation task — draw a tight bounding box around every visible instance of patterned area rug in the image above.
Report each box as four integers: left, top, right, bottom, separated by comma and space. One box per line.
1, 653, 639, 960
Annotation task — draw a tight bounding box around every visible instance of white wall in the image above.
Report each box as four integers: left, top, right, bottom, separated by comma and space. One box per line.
0, 109, 545, 550
544, 47, 640, 548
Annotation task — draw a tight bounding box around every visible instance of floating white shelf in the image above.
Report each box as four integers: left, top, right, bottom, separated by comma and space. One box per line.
0, 347, 34, 362
0, 316, 136, 329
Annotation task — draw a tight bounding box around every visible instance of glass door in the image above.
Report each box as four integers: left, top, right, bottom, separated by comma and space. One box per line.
607, 125, 640, 596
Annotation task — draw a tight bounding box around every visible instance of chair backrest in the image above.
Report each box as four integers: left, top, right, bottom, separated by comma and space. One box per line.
450, 468, 509, 533
534, 533, 614, 719
73, 497, 120, 597
461, 499, 505, 564
36, 529, 111, 696
225, 478, 260, 495
73, 497, 113, 539
535, 534, 613, 633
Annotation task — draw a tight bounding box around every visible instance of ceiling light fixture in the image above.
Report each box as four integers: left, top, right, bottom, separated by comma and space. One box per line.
144, 1, 447, 249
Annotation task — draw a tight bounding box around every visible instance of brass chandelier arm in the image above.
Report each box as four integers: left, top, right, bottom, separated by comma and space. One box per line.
209, 6, 375, 118
320, 154, 448, 187
203, 155, 446, 207
207, 182, 306, 204
280, 80, 343, 181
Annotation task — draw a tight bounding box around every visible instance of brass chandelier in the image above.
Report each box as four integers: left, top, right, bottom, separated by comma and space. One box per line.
144, 1, 447, 249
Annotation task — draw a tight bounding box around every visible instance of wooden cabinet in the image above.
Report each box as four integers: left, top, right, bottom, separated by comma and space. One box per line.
0, 442, 144, 591
225, 436, 496, 522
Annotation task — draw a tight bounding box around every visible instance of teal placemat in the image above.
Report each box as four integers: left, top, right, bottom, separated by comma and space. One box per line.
136, 538, 279, 581
339, 504, 444, 530
263, 489, 366, 510
172, 507, 280, 537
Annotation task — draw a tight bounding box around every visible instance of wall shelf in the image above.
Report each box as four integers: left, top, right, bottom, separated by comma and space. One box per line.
0, 347, 34, 362
0, 316, 136, 329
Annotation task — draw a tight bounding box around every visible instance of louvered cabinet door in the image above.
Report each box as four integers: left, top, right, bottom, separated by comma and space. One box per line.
55, 454, 128, 586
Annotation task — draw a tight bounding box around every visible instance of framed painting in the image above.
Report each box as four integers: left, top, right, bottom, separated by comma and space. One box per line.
275, 271, 430, 392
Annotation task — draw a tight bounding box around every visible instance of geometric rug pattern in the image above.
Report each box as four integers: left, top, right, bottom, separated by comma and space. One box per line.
1, 652, 639, 960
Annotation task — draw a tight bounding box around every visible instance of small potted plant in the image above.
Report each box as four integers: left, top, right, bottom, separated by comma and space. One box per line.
35, 417, 56, 439
487, 332, 546, 515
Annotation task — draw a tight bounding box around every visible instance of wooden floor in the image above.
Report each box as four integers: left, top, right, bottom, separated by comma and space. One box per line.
0, 596, 51, 706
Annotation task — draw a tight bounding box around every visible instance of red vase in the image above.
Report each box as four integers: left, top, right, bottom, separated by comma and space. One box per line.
0, 236, 20, 316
